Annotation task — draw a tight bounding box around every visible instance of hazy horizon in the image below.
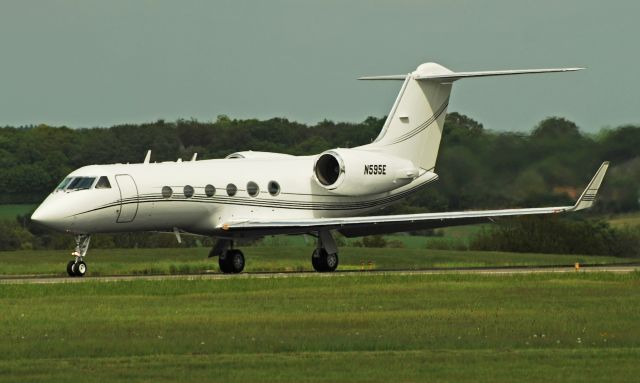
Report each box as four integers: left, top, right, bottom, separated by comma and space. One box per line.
1, 0, 638, 132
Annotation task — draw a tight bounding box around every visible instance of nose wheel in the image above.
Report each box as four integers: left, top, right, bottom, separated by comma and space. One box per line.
67, 260, 87, 277
66, 234, 90, 277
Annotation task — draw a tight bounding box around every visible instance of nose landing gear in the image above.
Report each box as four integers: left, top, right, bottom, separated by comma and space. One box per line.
67, 234, 91, 277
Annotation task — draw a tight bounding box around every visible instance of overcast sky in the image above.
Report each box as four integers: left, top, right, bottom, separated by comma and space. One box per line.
0, 0, 637, 132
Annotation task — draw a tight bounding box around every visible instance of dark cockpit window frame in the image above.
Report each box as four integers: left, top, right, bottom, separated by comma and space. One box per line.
95, 176, 112, 189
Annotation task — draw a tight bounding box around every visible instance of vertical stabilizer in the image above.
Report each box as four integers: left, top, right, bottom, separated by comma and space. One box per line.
359, 62, 453, 171
358, 62, 582, 171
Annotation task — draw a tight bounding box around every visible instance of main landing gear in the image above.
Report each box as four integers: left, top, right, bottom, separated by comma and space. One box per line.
67, 234, 91, 277
311, 230, 339, 272
219, 249, 245, 274
210, 231, 340, 274
209, 239, 245, 274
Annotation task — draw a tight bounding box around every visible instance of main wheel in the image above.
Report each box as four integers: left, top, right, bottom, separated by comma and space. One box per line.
66, 261, 76, 277
219, 250, 245, 274
325, 252, 338, 272
75, 261, 87, 277
311, 249, 325, 272
229, 250, 245, 273
311, 249, 339, 272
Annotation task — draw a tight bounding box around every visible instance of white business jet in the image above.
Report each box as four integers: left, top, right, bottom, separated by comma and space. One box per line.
31, 62, 609, 277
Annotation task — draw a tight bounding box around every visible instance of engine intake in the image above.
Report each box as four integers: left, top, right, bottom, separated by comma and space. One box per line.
315, 153, 342, 186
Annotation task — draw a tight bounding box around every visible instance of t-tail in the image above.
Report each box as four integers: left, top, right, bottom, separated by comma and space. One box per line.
358, 62, 583, 171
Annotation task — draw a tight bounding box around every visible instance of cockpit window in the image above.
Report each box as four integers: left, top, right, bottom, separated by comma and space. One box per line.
67, 177, 82, 189
95, 176, 112, 189
55, 178, 72, 191
75, 177, 96, 190
66, 177, 96, 190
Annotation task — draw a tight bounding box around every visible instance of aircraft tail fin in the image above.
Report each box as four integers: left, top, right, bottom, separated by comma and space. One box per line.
358, 62, 583, 171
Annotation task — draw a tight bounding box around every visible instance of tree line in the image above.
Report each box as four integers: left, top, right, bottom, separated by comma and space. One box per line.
1, 113, 638, 213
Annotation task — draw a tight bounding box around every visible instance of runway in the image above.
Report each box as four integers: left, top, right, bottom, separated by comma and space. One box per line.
0, 263, 637, 284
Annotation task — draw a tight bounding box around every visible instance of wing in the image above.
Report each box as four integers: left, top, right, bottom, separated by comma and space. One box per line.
219, 162, 609, 238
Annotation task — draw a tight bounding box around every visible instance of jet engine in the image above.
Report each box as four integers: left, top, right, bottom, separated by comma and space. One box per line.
313, 149, 420, 196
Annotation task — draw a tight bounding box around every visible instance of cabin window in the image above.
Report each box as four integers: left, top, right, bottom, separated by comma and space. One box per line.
226, 183, 237, 197
55, 177, 72, 191
95, 176, 112, 189
183, 185, 193, 198
268, 181, 280, 196
162, 186, 173, 198
205, 184, 216, 197
247, 181, 259, 197
184, 185, 194, 198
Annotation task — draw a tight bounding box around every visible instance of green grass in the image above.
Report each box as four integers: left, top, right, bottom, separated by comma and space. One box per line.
0, 204, 35, 221
608, 212, 640, 227
0, 246, 630, 276
0, 272, 639, 382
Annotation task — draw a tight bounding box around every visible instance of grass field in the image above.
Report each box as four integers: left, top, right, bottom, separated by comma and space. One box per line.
0, 204, 35, 221
0, 272, 639, 382
608, 212, 640, 227
0, 246, 631, 276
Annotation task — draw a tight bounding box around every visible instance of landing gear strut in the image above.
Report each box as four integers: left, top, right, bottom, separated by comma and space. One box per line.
311, 231, 339, 272
67, 234, 90, 277
210, 239, 245, 274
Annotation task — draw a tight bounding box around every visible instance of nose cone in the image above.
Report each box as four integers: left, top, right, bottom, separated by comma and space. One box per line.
30, 204, 55, 226
31, 201, 71, 232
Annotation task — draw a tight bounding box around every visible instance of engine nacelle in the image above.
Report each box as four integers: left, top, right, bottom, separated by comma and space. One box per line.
313, 149, 420, 196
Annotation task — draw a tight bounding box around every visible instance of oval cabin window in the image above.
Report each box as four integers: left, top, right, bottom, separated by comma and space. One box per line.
162, 186, 173, 198
205, 184, 216, 197
246, 181, 259, 197
268, 181, 280, 196
184, 185, 194, 198
226, 183, 237, 197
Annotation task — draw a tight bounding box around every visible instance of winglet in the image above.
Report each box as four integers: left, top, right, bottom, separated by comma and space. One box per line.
571, 162, 609, 211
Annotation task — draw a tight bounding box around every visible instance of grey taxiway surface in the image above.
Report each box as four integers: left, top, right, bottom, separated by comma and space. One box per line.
0, 264, 637, 284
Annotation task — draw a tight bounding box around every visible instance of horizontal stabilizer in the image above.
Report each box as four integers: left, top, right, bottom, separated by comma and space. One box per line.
359, 65, 583, 82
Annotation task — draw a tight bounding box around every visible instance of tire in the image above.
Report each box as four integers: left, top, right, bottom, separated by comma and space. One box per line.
67, 261, 76, 277
229, 250, 245, 274
219, 250, 245, 274
75, 261, 87, 277
218, 252, 231, 273
312, 248, 339, 272
325, 252, 339, 272
311, 248, 325, 272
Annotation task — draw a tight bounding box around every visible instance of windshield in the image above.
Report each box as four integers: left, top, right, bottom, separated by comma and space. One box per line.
66, 177, 96, 191
55, 177, 72, 191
